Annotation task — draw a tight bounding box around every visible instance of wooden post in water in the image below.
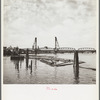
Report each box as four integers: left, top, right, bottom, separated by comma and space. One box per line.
26, 49, 29, 68
73, 50, 79, 78
54, 37, 59, 54
30, 60, 32, 74
31, 60, 32, 67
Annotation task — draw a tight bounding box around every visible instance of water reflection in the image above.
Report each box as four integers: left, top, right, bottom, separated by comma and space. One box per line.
26, 57, 29, 70
73, 65, 80, 84
5, 53, 95, 84
34, 57, 37, 70
20, 60, 22, 68
54, 54, 58, 83
29, 60, 32, 75
14, 60, 19, 73
73, 77, 79, 84
25, 54, 38, 83
33, 58, 37, 83
11, 59, 24, 79
54, 66, 57, 83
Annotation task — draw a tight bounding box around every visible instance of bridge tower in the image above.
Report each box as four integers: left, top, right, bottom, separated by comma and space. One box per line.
32, 37, 38, 54
35, 37, 37, 50
55, 37, 60, 53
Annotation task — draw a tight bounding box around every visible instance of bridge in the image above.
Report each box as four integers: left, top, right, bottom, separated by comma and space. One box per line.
78, 47, 96, 53
31, 37, 77, 53
18, 37, 96, 54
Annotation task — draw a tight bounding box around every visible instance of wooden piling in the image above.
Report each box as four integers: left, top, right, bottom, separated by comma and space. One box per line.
26, 49, 29, 58
30, 60, 32, 74
73, 50, 79, 78
26, 49, 29, 68
31, 60, 32, 67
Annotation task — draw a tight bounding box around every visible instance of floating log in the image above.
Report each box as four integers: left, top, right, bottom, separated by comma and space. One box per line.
79, 66, 96, 71
40, 57, 85, 67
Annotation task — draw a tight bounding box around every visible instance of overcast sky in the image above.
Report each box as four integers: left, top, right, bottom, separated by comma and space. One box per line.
3, 0, 97, 49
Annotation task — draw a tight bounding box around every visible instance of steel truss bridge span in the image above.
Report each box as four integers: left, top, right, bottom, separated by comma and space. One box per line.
78, 47, 96, 53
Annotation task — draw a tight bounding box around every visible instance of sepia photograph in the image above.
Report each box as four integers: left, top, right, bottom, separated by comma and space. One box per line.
3, 0, 97, 84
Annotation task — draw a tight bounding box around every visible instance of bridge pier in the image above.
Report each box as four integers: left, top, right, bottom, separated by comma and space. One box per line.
73, 50, 79, 78
54, 37, 59, 54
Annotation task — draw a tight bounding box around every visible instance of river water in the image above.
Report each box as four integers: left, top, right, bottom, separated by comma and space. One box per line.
3, 53, 96, 84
